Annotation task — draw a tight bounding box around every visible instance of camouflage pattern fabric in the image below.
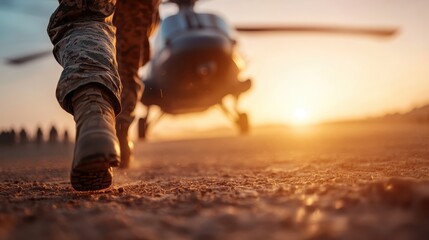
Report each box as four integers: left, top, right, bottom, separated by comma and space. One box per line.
48, 0, 121, 115
48, 0, 160, 121
114, 0, 160, 126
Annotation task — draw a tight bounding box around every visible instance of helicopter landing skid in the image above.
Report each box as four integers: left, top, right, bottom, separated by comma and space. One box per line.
138, 106, 165, 140
138, 96, 249, 140
218, 97, 249, 135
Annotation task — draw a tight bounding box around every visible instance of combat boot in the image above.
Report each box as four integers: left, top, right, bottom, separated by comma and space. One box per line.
70, 86, 120, 191
116, 121, 134, 168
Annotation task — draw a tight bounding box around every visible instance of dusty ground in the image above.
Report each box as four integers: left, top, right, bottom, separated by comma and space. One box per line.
0, 123, 429, 240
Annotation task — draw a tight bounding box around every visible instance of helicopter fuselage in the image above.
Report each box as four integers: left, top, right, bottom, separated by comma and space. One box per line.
142, 9, 248, 114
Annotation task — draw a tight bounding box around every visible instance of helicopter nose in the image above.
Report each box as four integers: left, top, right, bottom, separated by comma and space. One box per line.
196, 61, 217, 78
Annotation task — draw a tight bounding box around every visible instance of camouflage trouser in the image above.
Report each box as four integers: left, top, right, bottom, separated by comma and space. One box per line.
114, 0, 160, 125
47, 0, 160, 125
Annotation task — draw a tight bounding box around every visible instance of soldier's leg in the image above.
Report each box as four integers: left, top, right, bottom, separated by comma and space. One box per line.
48, 0, 121, 191
114, 0, 160, 168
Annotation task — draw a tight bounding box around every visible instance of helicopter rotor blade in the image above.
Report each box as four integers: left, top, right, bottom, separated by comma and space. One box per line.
235, 25, 398, 37
5, 50, 52, 65
5, 25, 397, 66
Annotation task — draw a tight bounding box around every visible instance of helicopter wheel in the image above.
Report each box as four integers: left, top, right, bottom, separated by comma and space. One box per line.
138, 117, 148, 140
236, 113, 249, 135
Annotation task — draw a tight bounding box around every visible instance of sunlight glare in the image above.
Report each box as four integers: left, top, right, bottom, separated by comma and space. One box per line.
292, 107, 310, 125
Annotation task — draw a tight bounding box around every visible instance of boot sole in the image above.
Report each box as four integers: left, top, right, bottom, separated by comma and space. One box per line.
70, 154, 119, 191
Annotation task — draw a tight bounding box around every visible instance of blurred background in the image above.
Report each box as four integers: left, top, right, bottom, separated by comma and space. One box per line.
1, 0, 428, 139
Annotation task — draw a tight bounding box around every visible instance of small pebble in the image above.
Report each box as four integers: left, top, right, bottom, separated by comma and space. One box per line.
118, 187, 125, 193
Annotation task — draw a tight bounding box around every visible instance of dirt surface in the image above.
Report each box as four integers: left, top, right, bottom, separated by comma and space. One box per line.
1, 123, 429, 240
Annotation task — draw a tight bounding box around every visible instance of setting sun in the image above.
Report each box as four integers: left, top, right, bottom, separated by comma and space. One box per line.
292, 107, 310, 125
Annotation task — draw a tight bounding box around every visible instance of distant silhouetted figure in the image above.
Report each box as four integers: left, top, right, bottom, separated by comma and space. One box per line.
0, 131, 6, 145
19, 128, 29, 144
10, 129, 16, 145
49, 126, 59, 144
0, 129, 16, 146
35, 127, 44, 145
63, 129, 70, 144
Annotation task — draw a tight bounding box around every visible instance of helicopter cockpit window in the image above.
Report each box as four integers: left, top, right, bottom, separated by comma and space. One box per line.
160, 14, 234, 40
154, 13, 236, 53
196, 14, 236, 39
160, 15, 188, 40
153, 15, 187, 52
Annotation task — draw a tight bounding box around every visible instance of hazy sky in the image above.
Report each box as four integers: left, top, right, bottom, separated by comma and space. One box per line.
1, 0, 429, 137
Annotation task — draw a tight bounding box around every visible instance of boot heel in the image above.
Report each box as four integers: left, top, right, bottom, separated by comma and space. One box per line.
71, 164, 114, 191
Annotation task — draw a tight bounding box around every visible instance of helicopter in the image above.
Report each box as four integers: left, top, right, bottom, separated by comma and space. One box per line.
136, 0, 397, 139
138, 0, 252, 139
4, 0, 398, 139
